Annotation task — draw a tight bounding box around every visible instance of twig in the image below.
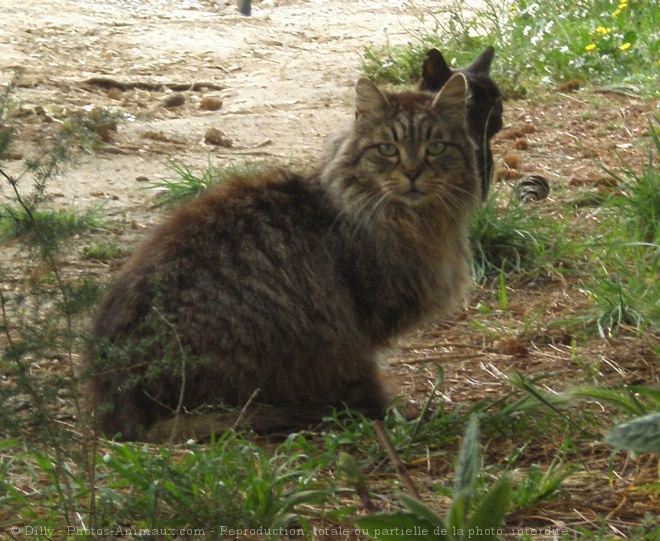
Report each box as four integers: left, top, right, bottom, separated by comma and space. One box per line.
373, 420, 422, 500
152, 306, 187, 446
0, 290, 15, 347
233, 388, 260, 430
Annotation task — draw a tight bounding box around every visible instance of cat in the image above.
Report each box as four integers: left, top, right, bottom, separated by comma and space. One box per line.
419, 46, 503, 199
86, 73, 479, 442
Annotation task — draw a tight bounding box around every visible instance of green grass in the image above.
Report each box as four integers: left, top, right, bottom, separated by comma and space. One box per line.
0, 204, 102, 244
81, 239, 125, 262
362, 0, 660, 95
149, 159, 268, 208
581, 118, 660, 334
468, 181, 579, 283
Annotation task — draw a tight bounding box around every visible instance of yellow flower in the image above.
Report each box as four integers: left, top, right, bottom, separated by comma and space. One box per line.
619, 42, 632, 51
618, 1, 627, 9
585, 43, 597, 51
596, 26, 611, 34
612, 9, 621, 16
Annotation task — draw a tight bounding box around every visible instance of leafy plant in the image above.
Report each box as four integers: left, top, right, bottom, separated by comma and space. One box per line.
0, 204, 102, 246
603, 117, 660, 243
604, 412, 660, 455
355, 416, 513, 541
96, 431, 333, 538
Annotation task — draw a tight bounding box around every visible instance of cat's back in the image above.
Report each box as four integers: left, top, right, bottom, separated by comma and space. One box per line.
151, 168, 328, 251
93, 168, 340, 340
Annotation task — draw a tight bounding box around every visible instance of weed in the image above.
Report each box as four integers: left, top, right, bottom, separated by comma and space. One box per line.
149, 158, 267, 208
604, 412, 660, 454
582, 118, 660, 333
355, 415, 513, 541
94, 432, 333, 538
511, 453, 574, 509
0, 204, 102, 247
468, 186, 566, 280
81, 239, 125, 262
603, 117, 660, 243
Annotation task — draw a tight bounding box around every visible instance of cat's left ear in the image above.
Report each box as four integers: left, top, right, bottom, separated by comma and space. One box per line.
432, 72, 468, 112
354, 78, 390, 120
466, 46, 495, 74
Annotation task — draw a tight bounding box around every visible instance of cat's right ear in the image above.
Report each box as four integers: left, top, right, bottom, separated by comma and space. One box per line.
421, 49, 452, 91
466, 46, 495, 74
354, 78, 390, 120
431, 72, 468, 111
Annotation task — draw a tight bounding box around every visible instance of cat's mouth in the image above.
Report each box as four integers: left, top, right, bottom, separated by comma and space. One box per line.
401, 188, 426, 204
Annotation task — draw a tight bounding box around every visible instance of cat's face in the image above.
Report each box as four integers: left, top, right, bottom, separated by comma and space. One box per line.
322, 74, 479, 222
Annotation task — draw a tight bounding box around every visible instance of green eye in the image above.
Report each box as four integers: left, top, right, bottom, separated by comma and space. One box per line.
427, 141, 446, 156
378, 143, 398, 157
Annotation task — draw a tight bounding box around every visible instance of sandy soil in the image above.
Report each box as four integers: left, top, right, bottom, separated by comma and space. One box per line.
0, 0, 476, 215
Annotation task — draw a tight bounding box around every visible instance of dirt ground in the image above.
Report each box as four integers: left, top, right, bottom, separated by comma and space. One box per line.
1, 0, 659, 539
0, 0, 464, 212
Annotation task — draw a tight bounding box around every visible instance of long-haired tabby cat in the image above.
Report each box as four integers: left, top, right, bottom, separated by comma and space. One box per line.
419, 46, 503, 199
87, 73, 479, 442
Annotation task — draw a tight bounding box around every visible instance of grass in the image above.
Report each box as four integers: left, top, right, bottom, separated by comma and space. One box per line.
81, 239, 125, 262
468, 184, 574, 281
148, 159, 268, 208
0, 4, 659, 540
579, 117, 660, 335
362, 0, 660, 96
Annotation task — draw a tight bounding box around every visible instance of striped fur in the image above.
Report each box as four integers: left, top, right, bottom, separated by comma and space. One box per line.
87, 74, 479, 441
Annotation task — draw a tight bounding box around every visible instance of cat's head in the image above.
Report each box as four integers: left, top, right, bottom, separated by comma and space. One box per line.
420, 46, 503, 139
321, 73, 479, 227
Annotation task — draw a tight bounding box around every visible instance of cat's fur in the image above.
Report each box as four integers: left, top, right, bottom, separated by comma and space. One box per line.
87, 73, 479, 442
419, 46, 503, 199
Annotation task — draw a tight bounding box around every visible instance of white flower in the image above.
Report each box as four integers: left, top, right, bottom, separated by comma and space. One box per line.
523, 25, 532, 36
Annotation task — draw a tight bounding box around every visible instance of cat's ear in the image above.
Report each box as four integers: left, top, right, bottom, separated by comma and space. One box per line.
421, 49, 453, 91
466, 46, 495, 74
431, 72, 468, 111
354, 78, 390, 120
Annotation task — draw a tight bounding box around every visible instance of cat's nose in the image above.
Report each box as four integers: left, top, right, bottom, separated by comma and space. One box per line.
402, 163, 424, 183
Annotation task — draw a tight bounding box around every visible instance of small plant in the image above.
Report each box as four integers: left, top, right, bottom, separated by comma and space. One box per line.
586, 250, 659, 335
0, 71, 106, 538
511, 454, 573, 510
361, 40, 434, 86
355, 416, 512, 541
604, 412, 660, 455
603, 117, 660, 244
582, 117, 660, 334
0, 203, 102, 246
149, 158, 267, 208
468, 186, 562, 280
94, 431, 333, 537
81, 239, 125, 262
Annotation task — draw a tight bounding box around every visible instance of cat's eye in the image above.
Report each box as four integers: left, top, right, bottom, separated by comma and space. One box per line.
427, 142, 446, 156
378, 143, 398, 157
